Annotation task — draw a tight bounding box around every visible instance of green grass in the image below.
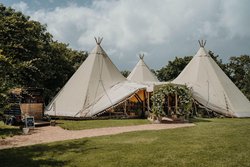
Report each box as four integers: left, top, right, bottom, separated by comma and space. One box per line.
0, 121, 21, 139
1, 118, 250, 167
57, 119, 150, 130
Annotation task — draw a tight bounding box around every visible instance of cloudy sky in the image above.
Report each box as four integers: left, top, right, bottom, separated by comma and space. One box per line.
1, 0, 250, 70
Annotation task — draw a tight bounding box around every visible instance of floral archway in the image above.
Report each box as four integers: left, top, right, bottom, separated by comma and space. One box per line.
150, 84, 193, 120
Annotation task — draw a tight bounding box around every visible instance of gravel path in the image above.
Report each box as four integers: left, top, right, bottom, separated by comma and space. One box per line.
0, 123, 194, 150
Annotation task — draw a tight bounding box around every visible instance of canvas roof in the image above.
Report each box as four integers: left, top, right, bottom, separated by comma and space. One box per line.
79, 81, 146, 117
127, 54, 159, 83
173, 40, 250, 117
45, 38, 146, 117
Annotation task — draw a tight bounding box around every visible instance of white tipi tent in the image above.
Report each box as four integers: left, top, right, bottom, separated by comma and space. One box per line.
173, 40, 250, 117
127, 54, 159, 83
45, 38, 146, 117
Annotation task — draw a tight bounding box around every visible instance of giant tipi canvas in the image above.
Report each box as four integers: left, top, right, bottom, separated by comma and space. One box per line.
127, 54, 159, 83
173, 40, 250, 117
45, 38, 145, 117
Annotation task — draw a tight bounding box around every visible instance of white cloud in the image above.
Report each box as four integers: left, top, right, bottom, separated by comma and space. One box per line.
10, 0, 250, 70
11, 1, 28, 13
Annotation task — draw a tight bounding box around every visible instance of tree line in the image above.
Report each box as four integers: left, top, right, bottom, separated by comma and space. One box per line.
0, 4, 87, 111
0, 4, 249, 115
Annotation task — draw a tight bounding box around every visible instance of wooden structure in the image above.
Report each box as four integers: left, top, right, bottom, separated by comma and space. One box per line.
20, 88, 44, 120
4, 87, 46, 125
20, 103, 43, 120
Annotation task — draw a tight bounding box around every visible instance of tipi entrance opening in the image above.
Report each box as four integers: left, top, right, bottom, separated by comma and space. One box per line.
150, 84, 193, 122
97, 89, 149, 119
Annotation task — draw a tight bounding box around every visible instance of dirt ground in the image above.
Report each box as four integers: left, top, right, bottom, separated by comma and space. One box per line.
0, 123, 194, 150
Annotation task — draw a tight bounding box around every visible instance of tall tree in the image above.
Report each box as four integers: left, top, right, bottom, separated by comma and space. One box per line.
0, 4, 87, 107
0, 4, 53, 87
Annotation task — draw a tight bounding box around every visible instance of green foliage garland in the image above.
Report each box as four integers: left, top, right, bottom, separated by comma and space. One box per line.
151, 84, 193, 118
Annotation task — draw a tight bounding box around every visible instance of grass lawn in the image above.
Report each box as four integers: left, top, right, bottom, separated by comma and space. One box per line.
1, 118, 250, 167
57, 119, 150, 130
0, 121, 21, 139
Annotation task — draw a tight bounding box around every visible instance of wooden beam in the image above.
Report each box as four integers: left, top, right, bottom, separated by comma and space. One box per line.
124, 100, 128, 116
175, 93, 178, 114
168, 95, 171, 115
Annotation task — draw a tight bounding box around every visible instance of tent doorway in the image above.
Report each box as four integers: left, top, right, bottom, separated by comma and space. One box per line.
98, 89, 149, 119
150, 84, 193, 121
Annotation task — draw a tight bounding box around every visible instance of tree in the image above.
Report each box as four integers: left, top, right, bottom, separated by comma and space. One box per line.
0, 51, 12, 115
226, 55, 250, 100
0, 4, 88, 107
0, 4, 53, 87
157, 56, 192, 81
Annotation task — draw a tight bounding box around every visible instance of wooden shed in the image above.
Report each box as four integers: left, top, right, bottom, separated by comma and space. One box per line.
20, 88, 44, 120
